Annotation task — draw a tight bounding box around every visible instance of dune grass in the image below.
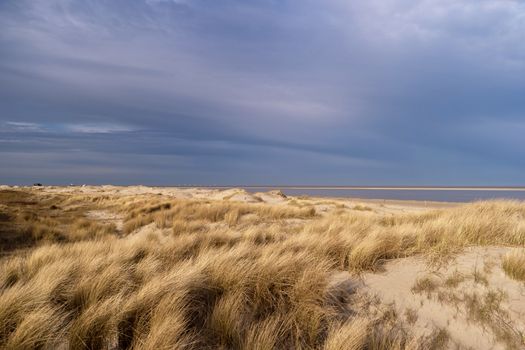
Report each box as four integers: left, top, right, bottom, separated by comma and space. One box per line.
1, 189, 525, 349
502, 249, 525, 282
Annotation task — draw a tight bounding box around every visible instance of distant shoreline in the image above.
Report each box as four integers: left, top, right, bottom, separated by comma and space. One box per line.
5, 184, 525, 192
173, 186, 525, 191
4, 184, 525, 202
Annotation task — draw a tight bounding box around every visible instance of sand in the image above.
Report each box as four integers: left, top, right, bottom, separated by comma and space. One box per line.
363, 247, 525, 349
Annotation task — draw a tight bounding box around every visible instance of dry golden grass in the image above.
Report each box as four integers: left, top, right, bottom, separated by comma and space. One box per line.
411, 276, 440, 296
443, 270, 466, 288
119, 198, 315, 235
502, 249, 525, 282
463, 289, 522, 348
1, 189, 525, 349
352, 205, 373, 212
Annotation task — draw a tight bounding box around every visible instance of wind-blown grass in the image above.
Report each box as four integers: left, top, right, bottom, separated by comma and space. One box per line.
1, 189, 525, 349
502, 249, 525, 282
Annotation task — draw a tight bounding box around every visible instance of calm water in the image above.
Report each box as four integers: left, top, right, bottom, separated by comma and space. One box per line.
244, 188, 525, 203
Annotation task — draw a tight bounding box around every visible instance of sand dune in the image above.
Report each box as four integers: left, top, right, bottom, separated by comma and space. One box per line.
0, 186, 524, 349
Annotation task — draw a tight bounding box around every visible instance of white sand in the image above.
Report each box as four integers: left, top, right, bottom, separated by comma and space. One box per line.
363, 247, 525, 349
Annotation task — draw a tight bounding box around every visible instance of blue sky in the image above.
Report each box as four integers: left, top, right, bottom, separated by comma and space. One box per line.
1, 0, 524, 185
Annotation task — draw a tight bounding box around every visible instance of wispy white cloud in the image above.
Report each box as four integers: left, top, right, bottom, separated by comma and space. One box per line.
63, 123, 137, 134
3, 121, 136, 134
4, 122, 45, 132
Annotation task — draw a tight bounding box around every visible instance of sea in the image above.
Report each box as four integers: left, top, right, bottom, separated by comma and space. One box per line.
242, 187, 525, 203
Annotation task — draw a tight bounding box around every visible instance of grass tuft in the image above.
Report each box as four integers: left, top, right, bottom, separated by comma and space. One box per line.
502, 249, 525, 282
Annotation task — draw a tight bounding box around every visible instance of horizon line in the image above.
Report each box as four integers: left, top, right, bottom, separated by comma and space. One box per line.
173, 185, 525, 191
5, 184, 525, 191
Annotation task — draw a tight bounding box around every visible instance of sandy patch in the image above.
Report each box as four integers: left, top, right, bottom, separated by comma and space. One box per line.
254, 190, 288, 204
85, 210, 124, 231
205, 188, 263, 203
362, 247, 525, 349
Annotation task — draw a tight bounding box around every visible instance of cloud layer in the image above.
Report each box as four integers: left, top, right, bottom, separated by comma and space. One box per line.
1, 0, 524, 185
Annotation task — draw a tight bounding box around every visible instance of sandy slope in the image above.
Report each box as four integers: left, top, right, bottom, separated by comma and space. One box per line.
363, 247, 525, 349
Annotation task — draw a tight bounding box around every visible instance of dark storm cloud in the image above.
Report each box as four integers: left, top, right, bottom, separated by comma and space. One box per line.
1, 0, 524, 185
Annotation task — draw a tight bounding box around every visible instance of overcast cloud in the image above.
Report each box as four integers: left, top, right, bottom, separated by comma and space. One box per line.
1, 0, 524, 185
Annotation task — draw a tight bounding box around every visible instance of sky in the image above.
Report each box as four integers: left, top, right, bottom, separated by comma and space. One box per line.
1, 0, 525, 186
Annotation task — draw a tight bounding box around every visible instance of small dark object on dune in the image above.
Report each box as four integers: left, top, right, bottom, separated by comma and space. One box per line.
269, 190, 287, 198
